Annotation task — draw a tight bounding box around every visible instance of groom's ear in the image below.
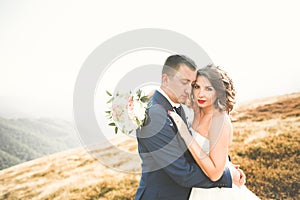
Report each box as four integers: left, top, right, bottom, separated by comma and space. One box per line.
162, 74, 169, 86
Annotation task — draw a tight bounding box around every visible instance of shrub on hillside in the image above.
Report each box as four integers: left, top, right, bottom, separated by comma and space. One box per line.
233, 133, 299, 199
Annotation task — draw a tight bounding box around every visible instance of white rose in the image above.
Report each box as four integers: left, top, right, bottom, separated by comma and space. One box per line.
133, 101, 146, 121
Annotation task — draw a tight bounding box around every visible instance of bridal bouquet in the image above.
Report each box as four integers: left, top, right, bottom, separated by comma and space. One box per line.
105, 89, 149, 134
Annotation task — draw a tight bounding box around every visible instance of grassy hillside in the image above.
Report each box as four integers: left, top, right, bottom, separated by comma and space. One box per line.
0, 139, 139, 200
0, 118, 81, 170
228, 92, 300, 199
0, 92, 299, 199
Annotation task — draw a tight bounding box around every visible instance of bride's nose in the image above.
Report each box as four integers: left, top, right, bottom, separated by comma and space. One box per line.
197, 89, 205, 97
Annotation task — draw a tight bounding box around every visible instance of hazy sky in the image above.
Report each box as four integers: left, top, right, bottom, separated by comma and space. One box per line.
0, 0, 299, 120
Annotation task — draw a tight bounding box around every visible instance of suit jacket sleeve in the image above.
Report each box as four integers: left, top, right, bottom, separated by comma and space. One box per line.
138, 104, 232, 188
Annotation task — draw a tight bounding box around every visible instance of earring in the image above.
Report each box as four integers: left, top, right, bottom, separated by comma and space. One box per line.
216, 98, 224, 110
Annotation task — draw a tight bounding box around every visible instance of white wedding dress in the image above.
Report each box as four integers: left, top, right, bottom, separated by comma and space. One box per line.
189, 131, 261, 200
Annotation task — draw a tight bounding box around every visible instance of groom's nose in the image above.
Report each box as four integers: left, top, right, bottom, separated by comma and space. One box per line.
184, 84, 192, 94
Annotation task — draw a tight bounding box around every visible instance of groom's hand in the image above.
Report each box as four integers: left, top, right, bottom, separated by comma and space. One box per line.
229, 165, 246, 188
236, 167, 246, 186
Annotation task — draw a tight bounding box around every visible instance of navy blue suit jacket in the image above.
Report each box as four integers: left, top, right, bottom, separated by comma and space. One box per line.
135, 91, 232, 200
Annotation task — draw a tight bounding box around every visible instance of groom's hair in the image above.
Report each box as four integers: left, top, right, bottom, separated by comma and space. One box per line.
162, 54, 197, 76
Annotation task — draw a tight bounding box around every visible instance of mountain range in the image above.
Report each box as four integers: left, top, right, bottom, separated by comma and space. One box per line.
0, 117, 81, 170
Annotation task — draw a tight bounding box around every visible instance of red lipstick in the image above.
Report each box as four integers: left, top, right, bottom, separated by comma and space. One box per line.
198, 100, 206, 104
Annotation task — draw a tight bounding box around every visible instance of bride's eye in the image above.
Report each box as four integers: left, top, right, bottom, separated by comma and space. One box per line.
206, 86, 213, 91
193, 84, 200, 89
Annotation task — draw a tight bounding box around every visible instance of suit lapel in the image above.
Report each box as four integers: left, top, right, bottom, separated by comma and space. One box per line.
151, 90, 174, 111
151, 90, 188, 125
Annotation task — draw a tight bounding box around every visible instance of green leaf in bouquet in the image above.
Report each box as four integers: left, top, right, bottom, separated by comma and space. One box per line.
115, 127, 118, 134
140, 96, 149, 103
107, 97, 114, 103
106, 90, 112, 96
137, 89, 142, 98
109, 122, 116, 126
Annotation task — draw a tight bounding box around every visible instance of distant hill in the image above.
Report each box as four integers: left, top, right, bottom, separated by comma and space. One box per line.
0, 117, 81, 170
232, 92, 300, 122
0, 92, 299, 199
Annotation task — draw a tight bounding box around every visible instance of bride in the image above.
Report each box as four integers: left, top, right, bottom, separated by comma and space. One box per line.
169, 65, 260, 200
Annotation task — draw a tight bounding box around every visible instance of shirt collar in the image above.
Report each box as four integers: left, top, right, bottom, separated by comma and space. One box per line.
157, 87, 181, 108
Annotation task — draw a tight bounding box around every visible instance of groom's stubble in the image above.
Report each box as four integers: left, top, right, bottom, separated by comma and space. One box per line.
161, 64, 197, 104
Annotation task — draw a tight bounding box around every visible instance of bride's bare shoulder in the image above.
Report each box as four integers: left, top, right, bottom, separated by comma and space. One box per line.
211, 112, 233, 132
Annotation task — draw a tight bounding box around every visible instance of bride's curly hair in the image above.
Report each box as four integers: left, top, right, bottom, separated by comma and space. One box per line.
192, 64, 236, 114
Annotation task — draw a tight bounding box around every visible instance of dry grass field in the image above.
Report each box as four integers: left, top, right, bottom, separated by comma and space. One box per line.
0, 93, 299, 199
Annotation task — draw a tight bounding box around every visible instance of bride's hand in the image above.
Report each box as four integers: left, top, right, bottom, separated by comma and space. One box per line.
168, 111, 190, 140
192, 100, 200, 130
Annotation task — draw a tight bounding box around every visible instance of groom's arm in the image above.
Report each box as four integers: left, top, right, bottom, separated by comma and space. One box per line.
139, 106, 232, 188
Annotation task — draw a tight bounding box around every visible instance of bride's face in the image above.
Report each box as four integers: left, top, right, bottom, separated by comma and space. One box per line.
192, 75, 217, 109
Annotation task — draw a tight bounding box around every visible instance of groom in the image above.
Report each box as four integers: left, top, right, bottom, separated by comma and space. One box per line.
135, 55, 245, 200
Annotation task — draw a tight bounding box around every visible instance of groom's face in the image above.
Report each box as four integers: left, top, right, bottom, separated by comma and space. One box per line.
165, 64, 196, 103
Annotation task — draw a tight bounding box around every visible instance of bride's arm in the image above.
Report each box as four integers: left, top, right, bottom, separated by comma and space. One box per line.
169, 111, 231, 181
